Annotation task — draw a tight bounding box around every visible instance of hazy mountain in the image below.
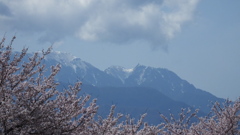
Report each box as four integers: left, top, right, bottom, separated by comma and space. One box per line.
107, 64, 224, 113
42, 51, 224, 114
43, 52, 122, 87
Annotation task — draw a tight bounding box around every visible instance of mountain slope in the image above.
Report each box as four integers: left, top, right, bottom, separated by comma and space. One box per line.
77, 85, 204, 125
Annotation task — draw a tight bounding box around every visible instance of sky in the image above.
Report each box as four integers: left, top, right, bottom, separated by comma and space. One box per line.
0, 0, 239, 100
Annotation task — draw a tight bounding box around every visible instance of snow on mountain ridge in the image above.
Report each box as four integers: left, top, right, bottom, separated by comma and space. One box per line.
123, 68, 134, 73
71, 58, 87, 72
46, 51, 76, 64
104, 66, 133, 83
137, 66, 147, 85
45, 51, 89, 72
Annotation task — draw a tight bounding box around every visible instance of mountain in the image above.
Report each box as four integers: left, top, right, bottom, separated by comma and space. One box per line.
42, 51, 224, 114
43, 52, 122, 87
106, 64, 224, 113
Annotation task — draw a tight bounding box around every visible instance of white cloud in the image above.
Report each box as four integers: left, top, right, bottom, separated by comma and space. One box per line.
0, 0, 199, 48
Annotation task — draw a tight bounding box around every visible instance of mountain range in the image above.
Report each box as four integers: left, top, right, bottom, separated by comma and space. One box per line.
41, 51, 224, 124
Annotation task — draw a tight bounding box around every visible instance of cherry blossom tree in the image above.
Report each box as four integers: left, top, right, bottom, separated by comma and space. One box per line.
159, 99, 240, 135
0, 36, 98, 134
87, 99, 239, 135
0, 36, 239, 134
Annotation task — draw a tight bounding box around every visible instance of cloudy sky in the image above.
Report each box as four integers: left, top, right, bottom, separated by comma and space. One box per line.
0, 0, 239, 100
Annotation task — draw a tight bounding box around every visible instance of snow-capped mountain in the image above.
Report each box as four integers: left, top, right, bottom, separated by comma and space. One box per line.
118, 64, 223, 112
42, 51, 224, 113
45, 51, 77, 66
44, 52, 122, 87
124, 64, 193, 94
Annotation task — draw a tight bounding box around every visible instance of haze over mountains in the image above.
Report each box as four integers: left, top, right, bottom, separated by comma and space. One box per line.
42, 51, 224, 124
